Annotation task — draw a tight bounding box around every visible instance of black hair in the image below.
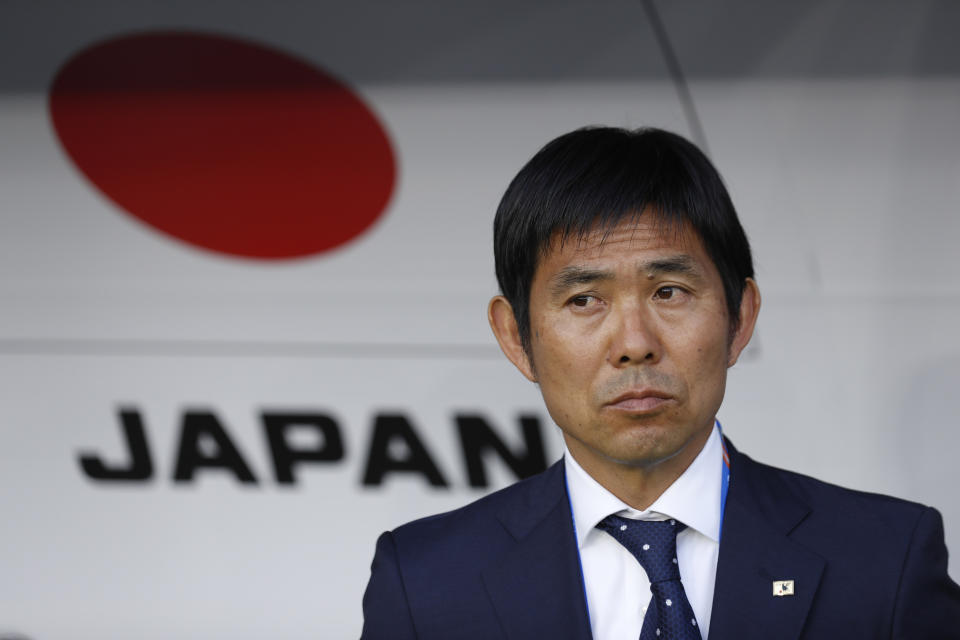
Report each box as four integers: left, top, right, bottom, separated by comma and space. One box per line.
493, 126, 754, 355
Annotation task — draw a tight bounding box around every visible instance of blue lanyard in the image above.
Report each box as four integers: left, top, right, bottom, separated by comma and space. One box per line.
716, 419, 731, 542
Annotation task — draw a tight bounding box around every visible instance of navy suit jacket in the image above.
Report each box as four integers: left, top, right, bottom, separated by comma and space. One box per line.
361, 439, 960, 639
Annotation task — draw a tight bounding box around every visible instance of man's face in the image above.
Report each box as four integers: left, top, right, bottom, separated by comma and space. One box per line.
494, 217, 757, 483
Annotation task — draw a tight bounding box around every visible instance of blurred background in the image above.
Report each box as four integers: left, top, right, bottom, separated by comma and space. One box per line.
1, 1, 959, 638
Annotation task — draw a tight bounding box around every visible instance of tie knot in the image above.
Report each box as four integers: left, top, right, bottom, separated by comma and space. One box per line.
597, 514, 686, 583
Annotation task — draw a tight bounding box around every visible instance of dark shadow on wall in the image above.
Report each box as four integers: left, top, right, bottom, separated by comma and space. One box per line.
2, 0, 960, 92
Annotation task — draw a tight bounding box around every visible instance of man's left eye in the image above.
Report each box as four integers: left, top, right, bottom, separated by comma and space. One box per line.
654, 286, 680, 300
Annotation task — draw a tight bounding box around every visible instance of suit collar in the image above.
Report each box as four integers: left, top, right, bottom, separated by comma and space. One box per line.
482, 460, 594, 640
709, 438, 825, 640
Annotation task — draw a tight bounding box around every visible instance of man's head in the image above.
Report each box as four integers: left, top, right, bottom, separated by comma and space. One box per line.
487, 127, 760, 495
493, 127, 754, 358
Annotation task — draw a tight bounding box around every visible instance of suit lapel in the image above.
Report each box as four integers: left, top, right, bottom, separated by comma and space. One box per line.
709, 440, 825, 640
481, 461, 593, 640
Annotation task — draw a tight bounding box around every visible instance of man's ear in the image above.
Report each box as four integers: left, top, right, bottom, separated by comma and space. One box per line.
727, 278, 761, 367
488, 295, 537, 382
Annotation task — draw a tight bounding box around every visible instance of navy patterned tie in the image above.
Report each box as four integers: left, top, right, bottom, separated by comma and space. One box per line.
597, 515, 702, 640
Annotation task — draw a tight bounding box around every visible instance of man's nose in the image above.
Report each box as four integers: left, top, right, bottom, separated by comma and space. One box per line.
608, 302, 662, 366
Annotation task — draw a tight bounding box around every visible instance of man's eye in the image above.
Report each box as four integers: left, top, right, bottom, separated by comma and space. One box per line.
569, 295, 595, 307
654, 286, 680, 300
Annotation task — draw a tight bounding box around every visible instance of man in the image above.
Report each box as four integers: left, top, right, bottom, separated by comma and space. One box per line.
361, 127, 960, 639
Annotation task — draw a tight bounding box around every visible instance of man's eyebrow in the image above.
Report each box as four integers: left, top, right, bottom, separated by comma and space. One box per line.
640, 255, 702, 278
548, 256, 704, 296
549, 266, 614, 296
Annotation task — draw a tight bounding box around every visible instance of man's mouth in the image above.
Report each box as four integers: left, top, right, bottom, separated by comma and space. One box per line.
605, 389, 674, 413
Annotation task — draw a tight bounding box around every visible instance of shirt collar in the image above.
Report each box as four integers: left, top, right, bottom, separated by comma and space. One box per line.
564, 423, 724, 549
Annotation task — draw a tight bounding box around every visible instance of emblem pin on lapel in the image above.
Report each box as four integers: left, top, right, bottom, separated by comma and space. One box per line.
772, 580, 795, 596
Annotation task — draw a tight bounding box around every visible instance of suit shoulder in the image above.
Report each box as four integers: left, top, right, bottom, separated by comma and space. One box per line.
768, 458, 926, 513
728, 448, 960, 632
737, 450, 933, 537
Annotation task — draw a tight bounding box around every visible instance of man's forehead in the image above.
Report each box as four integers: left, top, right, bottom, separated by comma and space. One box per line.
541, 217, 704, 264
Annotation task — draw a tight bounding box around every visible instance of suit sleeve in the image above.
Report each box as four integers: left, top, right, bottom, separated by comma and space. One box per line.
891, 506, 960, 639
360, 531, 419, 640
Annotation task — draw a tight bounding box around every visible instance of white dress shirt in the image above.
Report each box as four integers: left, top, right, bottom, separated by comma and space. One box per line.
564, 424, 724, 640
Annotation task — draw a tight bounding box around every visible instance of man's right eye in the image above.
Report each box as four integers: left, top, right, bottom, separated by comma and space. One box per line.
569, 295, 595, 307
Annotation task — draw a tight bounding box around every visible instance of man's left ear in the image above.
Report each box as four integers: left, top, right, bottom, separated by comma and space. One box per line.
727, 278, 761, 367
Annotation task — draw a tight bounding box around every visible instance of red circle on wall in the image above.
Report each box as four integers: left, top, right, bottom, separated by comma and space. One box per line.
49, 32, 396, 259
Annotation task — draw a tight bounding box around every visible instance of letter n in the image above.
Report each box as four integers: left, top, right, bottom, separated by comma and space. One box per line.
456, 414, 547, 487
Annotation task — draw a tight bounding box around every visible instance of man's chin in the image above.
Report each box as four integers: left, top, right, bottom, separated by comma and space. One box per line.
600, 426, 710, 470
